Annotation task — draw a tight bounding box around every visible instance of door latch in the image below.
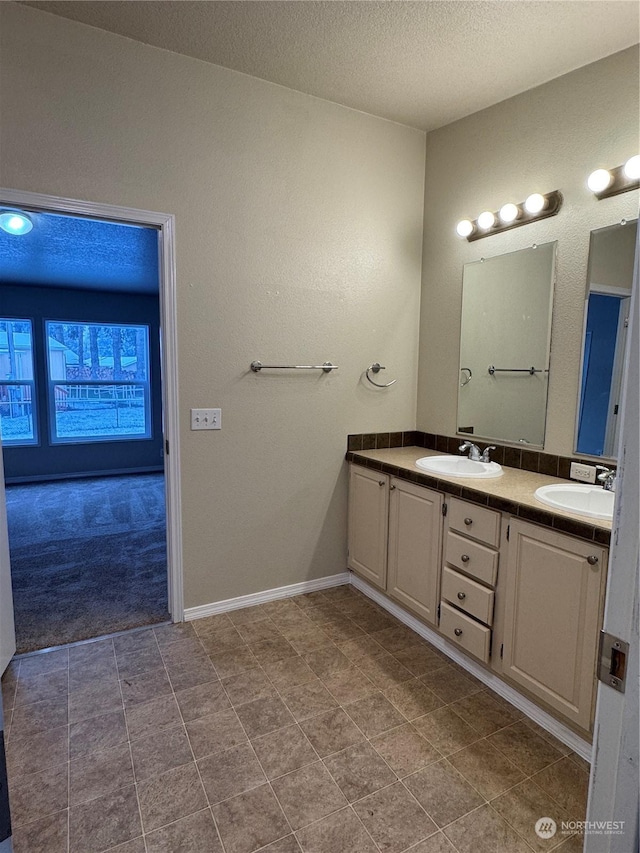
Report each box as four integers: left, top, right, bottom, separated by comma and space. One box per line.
598, 631, 628, 693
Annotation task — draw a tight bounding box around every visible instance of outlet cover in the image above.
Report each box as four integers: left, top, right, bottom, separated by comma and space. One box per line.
570, 462, 597, 484
191, 408, 221, 430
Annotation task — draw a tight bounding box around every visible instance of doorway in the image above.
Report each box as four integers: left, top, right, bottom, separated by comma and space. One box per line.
0, 190, 183, 659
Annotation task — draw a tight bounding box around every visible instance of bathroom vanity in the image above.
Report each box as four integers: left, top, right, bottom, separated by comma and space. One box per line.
347, 447, 610, 738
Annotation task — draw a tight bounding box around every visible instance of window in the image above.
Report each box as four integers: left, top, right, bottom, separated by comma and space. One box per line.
46, 321, 151, 442
0, 318, 37, 445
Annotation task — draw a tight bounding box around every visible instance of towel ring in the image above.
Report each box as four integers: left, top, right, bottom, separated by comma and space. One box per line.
460, 367, 472, 387
366, 363, 397, 388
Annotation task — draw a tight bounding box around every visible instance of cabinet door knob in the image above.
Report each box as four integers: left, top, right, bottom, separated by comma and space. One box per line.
454, 628, 463, 637
464, 517, 473, 526
390, 485, 396, 491
587, 555, 599, 565
378, 480, 385, 487
457, 592, 466, 600
461, 554, 470, 563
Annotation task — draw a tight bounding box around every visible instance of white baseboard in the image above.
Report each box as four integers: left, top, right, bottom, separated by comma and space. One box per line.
184, 572, 350, 622
350, 572, 593, 763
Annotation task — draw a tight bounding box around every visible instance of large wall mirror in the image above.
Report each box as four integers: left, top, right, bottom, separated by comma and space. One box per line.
575, 219, 637, 459
457, 242, 556, 448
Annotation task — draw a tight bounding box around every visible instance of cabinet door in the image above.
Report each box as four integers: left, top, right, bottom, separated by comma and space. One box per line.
502, 519, 606, 731
387, 479, 443, 625
348, 465, 389, 590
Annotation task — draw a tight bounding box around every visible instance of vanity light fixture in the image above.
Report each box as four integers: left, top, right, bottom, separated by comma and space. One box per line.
0, 210, 33, 235
456, 190, 562, 242
588, 155, 640, 199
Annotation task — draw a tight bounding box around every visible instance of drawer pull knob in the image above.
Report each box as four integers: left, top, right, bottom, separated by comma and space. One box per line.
464, 517, 473, 526
378, 480, 385, 487
454, 628, 463, 637
390, 485, 396, 491
457, 592, 466, 600
587, 555, 599, 565
461, 554, 470, 563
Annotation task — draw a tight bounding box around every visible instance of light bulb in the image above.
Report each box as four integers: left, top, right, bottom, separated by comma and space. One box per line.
0, 211, 33, 235
587, 169, 613, 193
524, 193, 545, 215
499, 203, 519, 223
456, 219, 474, 238
477, 211, 496, 230
623, 155, 640, 180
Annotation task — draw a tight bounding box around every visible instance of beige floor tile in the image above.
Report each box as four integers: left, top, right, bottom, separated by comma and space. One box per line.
352, 781, 437, 853
212, 784, 290, 853
371, 624, 422, 654
288, 627, 335, 655
7, 763, 68, 827
8, 696, 68, 740
153, 620, 197, 647
262, 656, 317, 690
447, 738, 525, 799
116, 646, 164, 681
237, 618, 282, 644
371, 723, 441, 777
344, 692, 406, 738
282, 678, 339, 721
186, 708, 248, 759
271, 761, 347, 830
120, 668, 172, 708
221, 667, 276, 707
249, 637, 298, 665
492, 778, 574, 853
356, 652, 415, 690
191, 613, 233, 636
137, 763, 208, 833
531, 756, 590, 819
113, 631, 158, 656
451, 691, 522, 736
443, 804, 532, 853
125, 695, 182, 741
18, 650, 68, 678
209, 647, 259, 679
303, 646, 351, 679
103, 839, 147, 852
300, 707, 365, 757
165, 655, 219, 692
404, 759, 485, 827
324, 741, 396, 802
69, 784, 142, 853
260, 836, 302, 853
412, 706, 483, 756
337, 636, 387, 663
6, 725, 68, 779
349, 609, 397, 634
14, 669, 68, 707
68, 657, 118, 693
406, 832, 458, 853
236, 694, 296, 739
159, 637, 207, 666
69, 742, 134, 805
385, 678, 444, 720
295, 806, 378, 853
145, 808, 222, 853
228, 606, 271, 626
199, 626, 247, 656
319, 618, 366, 644
487, 720, 565, 775
321, 666, 377, 705
198, 743, 266, 803
419, 664, 483, 704
392, 644, 445, 676
521, 718, 573, 756
175, 679, 231, 721
69, 681, 123, 722
70, 708, 128, 759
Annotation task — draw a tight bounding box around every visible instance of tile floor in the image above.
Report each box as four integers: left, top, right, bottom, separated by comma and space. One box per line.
1, 585, 590, 853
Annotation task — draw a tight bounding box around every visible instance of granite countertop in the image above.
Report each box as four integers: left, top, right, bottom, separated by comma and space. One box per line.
347, 446, 612, 543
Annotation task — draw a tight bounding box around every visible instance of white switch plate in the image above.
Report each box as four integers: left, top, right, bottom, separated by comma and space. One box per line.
190, 408, 221, 430
570, 461, 597, 483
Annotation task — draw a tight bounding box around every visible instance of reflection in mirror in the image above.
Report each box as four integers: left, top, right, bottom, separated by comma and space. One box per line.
575, 220, 637, 458
457, 242, 556, 448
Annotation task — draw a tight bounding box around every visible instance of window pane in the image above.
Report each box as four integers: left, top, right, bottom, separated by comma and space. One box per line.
46, 322, 149, 382
0, 319, 37, 445
0, 384, 36, 443
52, 384, 149, 439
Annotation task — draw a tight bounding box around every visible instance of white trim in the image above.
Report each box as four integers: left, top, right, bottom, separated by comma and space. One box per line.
184, 572, 350, 621
350, 572, 593, 761
0, 187, 184, 620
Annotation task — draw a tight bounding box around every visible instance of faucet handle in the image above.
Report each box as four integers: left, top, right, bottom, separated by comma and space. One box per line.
595, 465, 616, 490
482, 446, 496, 463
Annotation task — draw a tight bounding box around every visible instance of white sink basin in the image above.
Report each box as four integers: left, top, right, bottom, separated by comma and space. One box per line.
415, 455, 503, 478
535, 484, 614, 520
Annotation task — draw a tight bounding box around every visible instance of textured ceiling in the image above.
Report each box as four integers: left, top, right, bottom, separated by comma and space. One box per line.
22, 1, 640, 130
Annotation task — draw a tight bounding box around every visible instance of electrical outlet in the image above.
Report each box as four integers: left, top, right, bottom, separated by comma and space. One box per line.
570, 462, 597, 484
190, 408, 222, 430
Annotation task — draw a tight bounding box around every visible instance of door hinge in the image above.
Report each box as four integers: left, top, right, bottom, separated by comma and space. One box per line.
500, 643, 504, 660
506, 524, 510, 541
442, 502, 448, 517
437, 603, 441, 621
165, 439, 169, 455
598, 631, 628, 693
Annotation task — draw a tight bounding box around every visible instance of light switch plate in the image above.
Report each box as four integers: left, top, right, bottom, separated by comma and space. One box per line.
191, 408, 221, 430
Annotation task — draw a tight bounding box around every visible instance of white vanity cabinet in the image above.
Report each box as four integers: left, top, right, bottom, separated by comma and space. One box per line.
500, 519, 607, 731
348, 465, 443, 625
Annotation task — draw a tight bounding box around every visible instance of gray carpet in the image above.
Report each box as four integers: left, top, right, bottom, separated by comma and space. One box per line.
6, 473, 169, 653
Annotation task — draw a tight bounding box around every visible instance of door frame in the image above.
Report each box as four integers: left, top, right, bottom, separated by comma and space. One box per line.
0, 187, 184, 621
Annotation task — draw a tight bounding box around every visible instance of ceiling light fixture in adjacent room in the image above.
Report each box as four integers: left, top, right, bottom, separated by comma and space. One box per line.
588, 156, 640, 199
0, 210, 33, 235
455, 190, 562, 242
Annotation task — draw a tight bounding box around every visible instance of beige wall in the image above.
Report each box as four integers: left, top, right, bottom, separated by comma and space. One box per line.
418, 46, 640, 456
0, 5, 426, 608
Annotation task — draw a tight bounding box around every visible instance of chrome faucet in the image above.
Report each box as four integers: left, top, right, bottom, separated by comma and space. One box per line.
481, 446, 496, 463
459, 441, 482, 462
595, 465, 617, 491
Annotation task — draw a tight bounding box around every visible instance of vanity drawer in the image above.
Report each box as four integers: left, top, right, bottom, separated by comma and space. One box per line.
448, 498, 500, 548
439, 601, 491, 664
441, 567, 495, 626
445, 531, 499, 587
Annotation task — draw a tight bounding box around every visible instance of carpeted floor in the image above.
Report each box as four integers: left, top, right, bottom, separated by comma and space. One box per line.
6, 473, 169, 653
